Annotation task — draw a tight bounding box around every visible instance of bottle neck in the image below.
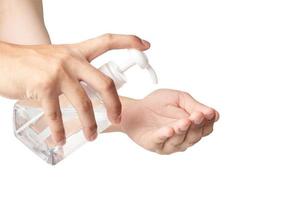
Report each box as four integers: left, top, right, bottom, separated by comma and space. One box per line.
99, 62, 127, 89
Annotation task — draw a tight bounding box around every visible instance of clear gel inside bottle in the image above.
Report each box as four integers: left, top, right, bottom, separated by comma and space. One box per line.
13, 49, 157, 165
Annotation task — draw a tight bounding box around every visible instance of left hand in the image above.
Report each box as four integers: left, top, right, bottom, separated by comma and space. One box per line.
110, 89, 219, 154
0, 33, 150, 144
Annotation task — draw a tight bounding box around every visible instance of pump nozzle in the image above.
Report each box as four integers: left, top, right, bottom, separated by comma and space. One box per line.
118, 49, 158, 84
98, 49, 158, 89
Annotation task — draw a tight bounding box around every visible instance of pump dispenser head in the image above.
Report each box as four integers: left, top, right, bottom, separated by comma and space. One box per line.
118, 49, 158, 84
98, 49, 158, 89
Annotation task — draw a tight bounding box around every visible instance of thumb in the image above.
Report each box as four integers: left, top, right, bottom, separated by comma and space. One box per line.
74, 33, 150, 61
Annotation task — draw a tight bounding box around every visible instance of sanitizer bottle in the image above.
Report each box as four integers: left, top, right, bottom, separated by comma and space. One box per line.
13, 49, 157, 165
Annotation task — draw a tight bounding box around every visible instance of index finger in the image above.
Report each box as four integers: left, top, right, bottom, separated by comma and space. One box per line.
179, 92, 219, 121
78, 63, 121, 124
75, 34, 150, 61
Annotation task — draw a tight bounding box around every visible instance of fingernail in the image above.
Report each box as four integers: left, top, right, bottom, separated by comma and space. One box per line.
58, 139, 66, 146
89, 133, 98, 141
115, 115, 121, 123
206, 112, 215, 121
142, 39, 150, 47
214, 112, 220, 122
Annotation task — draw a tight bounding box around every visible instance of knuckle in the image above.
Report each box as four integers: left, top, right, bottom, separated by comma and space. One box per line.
128, 35, 141, 44
45, 111, 61, 121
60, 52, 74, 62
50, 62, 64, 78
52, 49, 74, 68
48, 60, 67, 80
101, 33, 114, 47
58, 46, 74, 59
39, 77, 56, 93
102, 33, 114, 41
78, 99, 93, 112
53, 129, 65, 138
51, 56, 65, 68
100, 77, 115, 91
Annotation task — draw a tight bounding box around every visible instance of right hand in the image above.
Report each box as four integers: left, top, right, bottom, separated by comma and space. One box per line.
112, 89, 219, 155
0, 34, 150, 145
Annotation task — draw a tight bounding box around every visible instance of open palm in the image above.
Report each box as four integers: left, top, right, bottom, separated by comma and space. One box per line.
119, 89, 219, 154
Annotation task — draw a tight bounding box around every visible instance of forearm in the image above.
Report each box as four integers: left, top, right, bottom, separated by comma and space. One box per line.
0, 1, 136, 133
0, 0, 50, 44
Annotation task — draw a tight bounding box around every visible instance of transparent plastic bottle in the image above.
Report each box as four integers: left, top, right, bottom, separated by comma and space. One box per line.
13, 49, 157, 165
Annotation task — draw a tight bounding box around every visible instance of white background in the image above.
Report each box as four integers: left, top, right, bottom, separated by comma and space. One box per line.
0, 0, 299, 199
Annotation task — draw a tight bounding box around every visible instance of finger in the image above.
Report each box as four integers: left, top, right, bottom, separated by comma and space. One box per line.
203, 122, 214, 137
77, 63, 121, 124
189, 111, 216, 137
162, 104, 190, 119
163, 119, 192, 147
189, 111, 205, 127
151, 126, 174, 145
177, 112, 206, 149
180, 126, 204, 149
189, 111, 215, 137
149, 126, 175, 154
214, 110, 220, 122
160, 119, 193, 154
41, 96, 66, 145
75, 34, 150, 61
179, 92, 217, 121
61, 79, 98, 141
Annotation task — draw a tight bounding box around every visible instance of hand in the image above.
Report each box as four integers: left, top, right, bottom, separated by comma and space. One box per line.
0, 34, 150, 144
109, 89, 219, 154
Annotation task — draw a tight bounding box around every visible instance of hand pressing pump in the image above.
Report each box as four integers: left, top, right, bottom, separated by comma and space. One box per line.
13, 49, 157, 165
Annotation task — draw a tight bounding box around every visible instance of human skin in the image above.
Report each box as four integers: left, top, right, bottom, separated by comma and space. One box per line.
0, 0, 50, 44
0, 35, 150, 145
107, 91, 219, 154
0, 0, 219, 154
